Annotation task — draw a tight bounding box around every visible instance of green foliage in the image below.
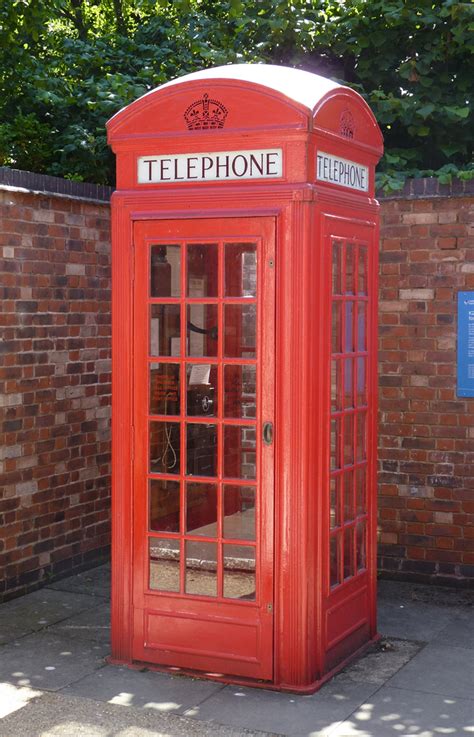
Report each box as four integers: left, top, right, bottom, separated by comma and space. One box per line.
0, 0, 472, 188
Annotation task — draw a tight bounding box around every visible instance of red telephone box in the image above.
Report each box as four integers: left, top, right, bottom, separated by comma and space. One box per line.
107, 64, 383, 692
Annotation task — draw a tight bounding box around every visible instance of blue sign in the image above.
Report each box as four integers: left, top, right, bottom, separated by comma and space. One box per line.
457, 292, 474, 397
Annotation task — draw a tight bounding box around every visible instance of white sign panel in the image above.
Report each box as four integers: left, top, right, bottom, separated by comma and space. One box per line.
316, 151, 369, 192
138, 149, 283, 184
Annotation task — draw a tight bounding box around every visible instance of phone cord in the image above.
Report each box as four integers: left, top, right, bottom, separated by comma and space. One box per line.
162, 391, 177, 471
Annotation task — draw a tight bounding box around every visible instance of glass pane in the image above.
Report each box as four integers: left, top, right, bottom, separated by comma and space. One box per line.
330, 534, 340, 587
356, 357, 367, 406
343, 358, 353, 408
224, 304, 256, 358
332, 241, 342, 295
149, 537, 180, 592
358, 247, 368, 295
150, 245, 181, 298
187, 243, 218, 297
331, 360, 343, 413
224, 364, 256, 418
224, 485, 255, 540
223, 545, 255, 600
332, 301, 342, 354
150, 421, 180, 475
356, 466, 366, 516
150, 363, 180, 415
345, 243, 355, 294
186, 482, 218, 536
224, 425, 256, 480
356, 521, 366, 570
344, 471, 354, 521
345, 301, 354, 353
357, 302, 367, 352
185, 541, 217, 597
330, 418, 341, 471
186, 423, 217, 477
150, 304, 180, 357
344, 527, 353, 579
187, 304, 218, 357
187, 364, 217, 417
356, 412, 366, 461
225, 243, 257, 297
149, 479, 180, 532
344, 415, 354, 467
330, 476, 340, 529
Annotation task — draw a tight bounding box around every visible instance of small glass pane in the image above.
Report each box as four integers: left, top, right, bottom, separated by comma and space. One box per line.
224, 304, 256, 358
150, 245, 180, 298
223, 545, 256, 600
224, 364, 256, 418
186, 482, 218, 536
344, 415, 354, 467
330, 477, 340, 529
187, 364, 217, 417
150, 421, 180, 475
187, 304, 218, 357
150, 304, 180, 357
332, 241, 342, 295
356, 521, 366, 570
357, 302, 367, 352
343, 358, 353, 408
356, 357, 367, 406
344, 471, 354, 521
356, 412, 366, 461
149, 479, 180, 532
185, 541, 217, 597
330, 534, 340, 587
224, 425, 256, 480
330, 418, 341, 471
224, 485, 255, 540
150, 363, 180, 415
356, 466, 366, 516
187, 243, 218, 297
345, 243, 355, 294
332, 301, 342, 354
225, 243, 257, 297
345, 301, 354, 353
344, 527, 353, 579
186, 423, 217, 477
358, 247, 368, 295
149, 537, 180, 592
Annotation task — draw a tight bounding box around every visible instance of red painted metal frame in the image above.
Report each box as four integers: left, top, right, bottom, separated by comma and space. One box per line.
108, 67, 383, 692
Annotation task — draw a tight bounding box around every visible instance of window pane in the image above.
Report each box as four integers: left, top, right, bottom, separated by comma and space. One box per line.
187, 304, 218, 357
223, 545, 255, 600
332, 301, 342, 354
150, 421, 180, 475
356, 357, 367, 406
330, 418, 341, 471
357, 302, 367, 352
225, 243, 257, 297
344, 471, 354, 522
356, 412, 367, 462
345, 301, 354, 353
150, 363, 180, 415
356, 466, 367, 516
187, 243, 218, 297
224, 425, 256, 480
344, 415, 354, 467
332, 241, 342, 295
186, 423, 217, 477
345, 243, 355, 294
343, 358, 353, 408
358, 247, 368, 295
187, 364, 217, 417
224, 364, 256, 418
224, 304, 256, 358
150, 304, 180, 357
356, 521, 366, 571
223, 485, 255, 540
185, 541, 217, 597
344, 527, 353, 579
149, 479, 180, 533
149, 537, 180, 592
330, 534, 340, 587
186, 482, 218, 536
330, 476, 340, 529
150, 245, 180, 298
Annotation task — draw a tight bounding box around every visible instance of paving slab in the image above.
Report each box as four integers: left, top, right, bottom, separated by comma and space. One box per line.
327, 685, 474, 737
48, 602, 110, 644
0, 692, 276, 737
0, 630, 108, 692
377, 597, 461, 642
388, 642, 474, 700
61, 664, 226, 714
434, 610, 474, 649
47, 564, 110, 599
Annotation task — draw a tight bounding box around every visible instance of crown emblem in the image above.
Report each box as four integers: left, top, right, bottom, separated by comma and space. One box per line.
340, 109, 355, 139
184, 93, 228, 130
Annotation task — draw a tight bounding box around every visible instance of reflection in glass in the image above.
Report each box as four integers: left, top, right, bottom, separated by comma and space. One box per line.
357, 302, 367, 352
331, 360, 343, 413
330, 418, 341, 471
150, 245, 180, 298
150, 363, 180, 415
344, 358, 353, 408
224, 365, 256, 418
224, 425, 256, 479
356, 521, 366, 570
345, 243, 355, 294
224, 485, 255, 540
332, 241, 342, 295
187, 304, 218, 357
225, 243, 257, 297
345, 301, 354, 353
223, 545, 255, 600
149, 537, 180, 592
187, 243, 218, 297
356, 466, 366, 516
185, 541, 217, 596
149, 479, 180, 532
332, 301, 342, 354
344, 415, 354, 467
344, 527, 353, 579
187, 364, 217, 417
186, 482, 218, 536
330, 534, 340, 587
150, 304, 181, 357
330, 477, 339, 529
356, 413, 366, 461
356, 357, 367, 406
224, 304, 256, 358
150, 421, 180, 475
344, 471, 354, 521
358, 247, 368, 295
186, 423, 217, 477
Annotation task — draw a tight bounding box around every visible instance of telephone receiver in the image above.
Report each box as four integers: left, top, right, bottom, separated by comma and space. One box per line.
187, 320, 218, 340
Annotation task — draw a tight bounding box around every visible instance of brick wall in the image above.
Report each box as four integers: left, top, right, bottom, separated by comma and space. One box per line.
378, 182, 474, 587
0, 179, 112, 601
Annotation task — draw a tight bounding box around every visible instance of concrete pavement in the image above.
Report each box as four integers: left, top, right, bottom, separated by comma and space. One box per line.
0, 564, 472, 737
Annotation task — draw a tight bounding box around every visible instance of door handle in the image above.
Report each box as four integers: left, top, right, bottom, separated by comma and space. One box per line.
262, 422, 273, 446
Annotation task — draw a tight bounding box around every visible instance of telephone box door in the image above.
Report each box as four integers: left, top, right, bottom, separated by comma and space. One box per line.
131, 217, 275, 680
